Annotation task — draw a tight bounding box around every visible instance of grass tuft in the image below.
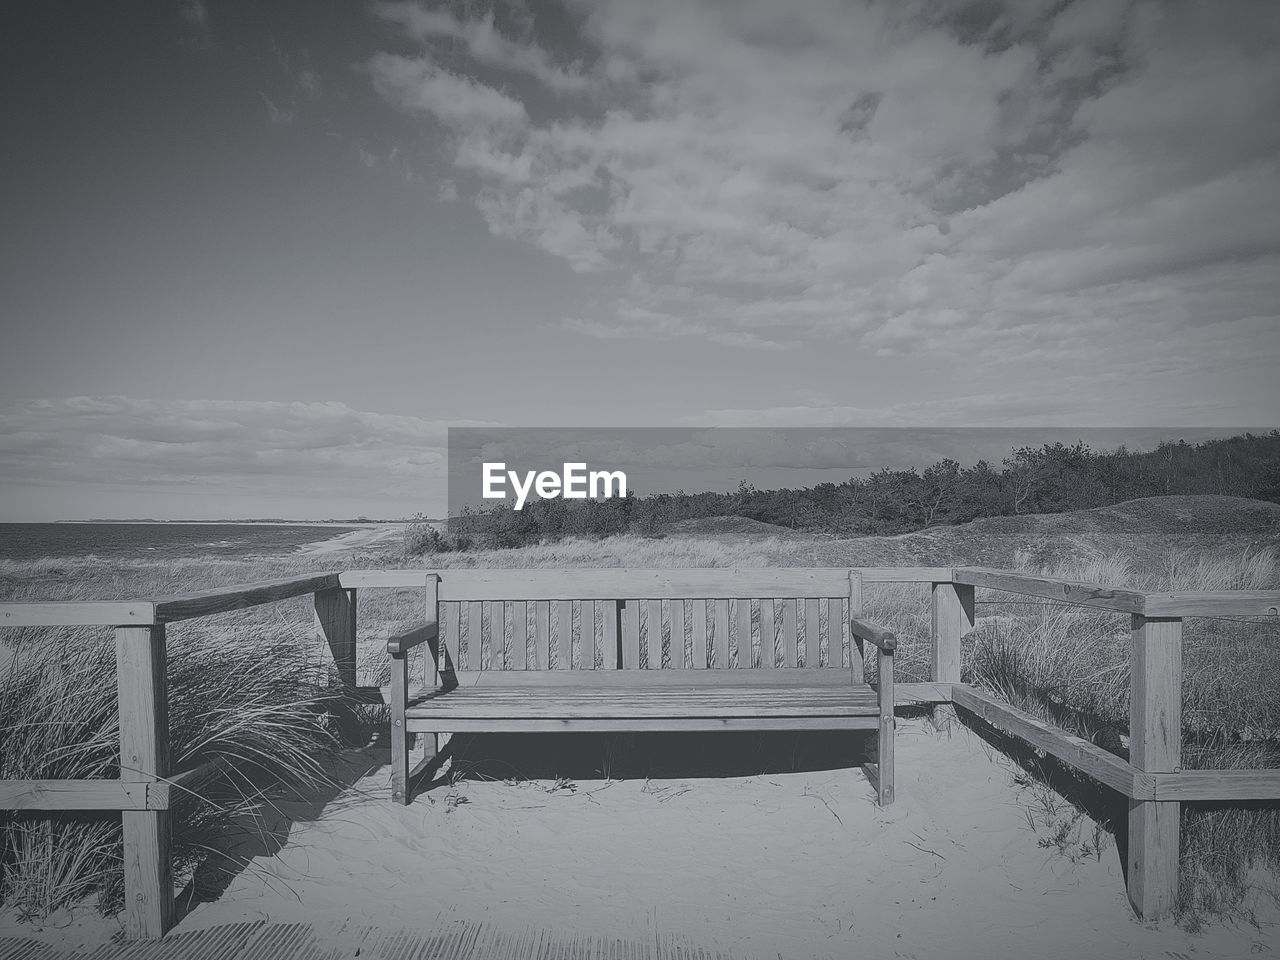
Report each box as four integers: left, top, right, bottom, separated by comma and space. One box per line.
0, 617, 345, 920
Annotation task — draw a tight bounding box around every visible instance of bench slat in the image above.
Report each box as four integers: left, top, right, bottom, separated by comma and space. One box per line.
713, 600, 729, 668
601, 601, 618, 669
511, 601, 527, 670
406, 687, 878, 719
580, 601, 595, 669
736, 599, 752, 668
434, 568, 859, 601
621, 600, 640, 669
441, 601, 458, 676
646, 599, 662, 669
804, 598, 820, 669
461, 669, 859, 688
409, 717, 881, 733
760, 599, 776, 669
466, 602, 481, 671
533, 601, 549, 670
825, 598, 843, 668
554, 601, 571, 670
670, 599, 686, 669
691, 599, 708, 668
781, 599, 797, 668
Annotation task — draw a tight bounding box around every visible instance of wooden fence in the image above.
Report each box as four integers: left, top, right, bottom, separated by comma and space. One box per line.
1, 566, 1277, 938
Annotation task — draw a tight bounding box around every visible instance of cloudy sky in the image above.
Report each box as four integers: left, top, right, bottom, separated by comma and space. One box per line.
1, 0, 1277, 519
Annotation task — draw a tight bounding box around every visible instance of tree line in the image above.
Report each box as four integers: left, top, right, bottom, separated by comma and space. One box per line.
406, 431, 1280, 553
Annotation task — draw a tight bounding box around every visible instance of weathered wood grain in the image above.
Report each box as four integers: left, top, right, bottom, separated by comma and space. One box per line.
0, 779, 151, 811
511, 601, 528, 671
533, 601, 549, 671
1151, 769, 1280, 800
555, 600, 572, 670
1127, 615, 1183, 920
621, 600, 640, 669
875, 646, 895, 805
154, 574, 343, 623
691, 598, 708, 668
849, 617, 896, 652
0, 602, 156, 627
389, 650, 410, 805
930, 581, 973, 685
314, 587, 357, 690
952, 684, 1152, 799
339, 569, 433, 589
735, 598, 753, 668
804, 598, 820, 669
386, 623, 438, 656
712, 600, 729, 668
953, 567, 1146, 614
760, 598, 776, 669
646, 599, 663, 669
115, 624, 173, 939
408, 716, 881, 733
781, 599, 798, 668
1141, 591, 1280, 618
467, 601, 483, 671
669, 599, 686, 669
601, 600, 619, 669
825, 598, 843, 668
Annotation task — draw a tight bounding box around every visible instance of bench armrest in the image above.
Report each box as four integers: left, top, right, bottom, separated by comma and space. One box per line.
849, 617, 896, 653
387, 622, 438, 655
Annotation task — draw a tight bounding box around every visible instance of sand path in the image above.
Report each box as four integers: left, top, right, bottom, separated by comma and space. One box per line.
151, 719, 1277, 960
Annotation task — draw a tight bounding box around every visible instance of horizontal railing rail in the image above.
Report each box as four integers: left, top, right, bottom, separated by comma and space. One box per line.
0, 563, 1276, 935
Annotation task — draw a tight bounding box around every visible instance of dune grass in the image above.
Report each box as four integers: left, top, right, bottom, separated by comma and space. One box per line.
0, 553, 374, 922
957, 545, 1280, 930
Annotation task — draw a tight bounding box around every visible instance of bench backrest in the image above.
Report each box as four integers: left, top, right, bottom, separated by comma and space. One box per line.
431, 568, 865, 672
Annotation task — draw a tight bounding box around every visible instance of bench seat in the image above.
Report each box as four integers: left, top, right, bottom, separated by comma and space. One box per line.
404, 672, 881, 733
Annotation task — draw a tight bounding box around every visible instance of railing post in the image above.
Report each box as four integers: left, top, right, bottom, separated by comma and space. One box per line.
424, 576, 442, 757
931, 580, 974, 724
390, 645, 410, 804
1128, 614, 1183, 920
314, 587, 357, 691
848, 570, 864, 680
115, 625, 172, 939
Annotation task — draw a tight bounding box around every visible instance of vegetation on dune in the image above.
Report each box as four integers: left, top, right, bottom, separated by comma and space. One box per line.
406, 432, 1280, 555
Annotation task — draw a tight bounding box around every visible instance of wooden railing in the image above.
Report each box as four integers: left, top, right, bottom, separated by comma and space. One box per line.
1, 566, 1277, 936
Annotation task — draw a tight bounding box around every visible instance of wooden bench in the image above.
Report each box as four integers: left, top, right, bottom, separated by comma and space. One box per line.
384, 569, 898, 804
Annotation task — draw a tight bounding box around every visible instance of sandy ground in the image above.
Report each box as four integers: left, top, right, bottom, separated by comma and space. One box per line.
294, 524, 406, 555
9, 719, 1273, 959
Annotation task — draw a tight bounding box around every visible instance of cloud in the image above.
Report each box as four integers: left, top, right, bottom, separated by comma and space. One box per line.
368, 51, 528, 128
0, 397, 496, 518
375, 2, 592, 94
366, 0, 1280, 388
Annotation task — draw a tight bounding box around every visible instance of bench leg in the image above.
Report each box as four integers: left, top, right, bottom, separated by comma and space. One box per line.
876, 647, 895, 805
390, 651, 410, 804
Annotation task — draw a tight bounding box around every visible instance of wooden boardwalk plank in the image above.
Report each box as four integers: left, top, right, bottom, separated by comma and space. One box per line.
0, 916, 768, 960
